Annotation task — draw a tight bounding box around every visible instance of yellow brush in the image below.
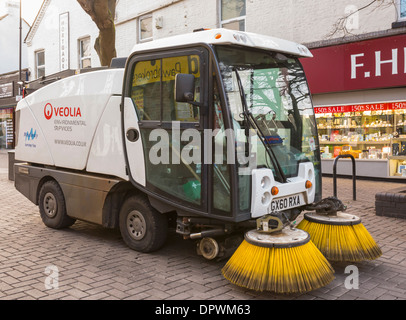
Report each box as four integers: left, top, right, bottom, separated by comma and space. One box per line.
297, 212, 382, 262
222, 227, 335, 294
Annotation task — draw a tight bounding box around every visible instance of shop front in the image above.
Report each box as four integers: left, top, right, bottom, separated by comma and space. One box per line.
315, 101, 406, 179
0, 69, 29, 150
301, 32, 406, 179
0, 106, 14, 150
0, 80, 17, 150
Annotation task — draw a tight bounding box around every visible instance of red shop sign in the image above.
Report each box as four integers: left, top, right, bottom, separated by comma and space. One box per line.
314, 101, 406, 114
301, 34, 406, 94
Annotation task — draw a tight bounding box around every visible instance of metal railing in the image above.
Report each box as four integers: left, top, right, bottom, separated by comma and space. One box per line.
333, 154, 356, 201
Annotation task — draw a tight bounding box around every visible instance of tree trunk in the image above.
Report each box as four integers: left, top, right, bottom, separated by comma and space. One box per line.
77, 0, 117, 66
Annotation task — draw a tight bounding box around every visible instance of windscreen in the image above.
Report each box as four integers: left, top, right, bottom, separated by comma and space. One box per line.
216, 45, 321, 181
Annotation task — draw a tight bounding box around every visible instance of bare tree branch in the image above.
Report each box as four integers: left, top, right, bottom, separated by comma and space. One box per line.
326, 0, 397, 39
77, 0, 117, 66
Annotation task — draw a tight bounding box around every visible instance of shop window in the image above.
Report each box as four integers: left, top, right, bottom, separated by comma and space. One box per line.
0, 108, 14, 150
139, 15, 153, 42
220, 0, 246, 31
79, 37, 91, 69
35, 50, 45, 79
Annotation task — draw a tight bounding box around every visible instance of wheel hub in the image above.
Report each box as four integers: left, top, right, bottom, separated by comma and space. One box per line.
127, 210, 146, 240
199, 237, 220, 260
43, 192, 57, 218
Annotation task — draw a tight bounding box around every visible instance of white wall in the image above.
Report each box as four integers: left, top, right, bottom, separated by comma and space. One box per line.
26, 0, 402, 79
26, 0, 100, 80
247, 0, 397, 44
114, 0, 400, 58
115, 0, 218, 57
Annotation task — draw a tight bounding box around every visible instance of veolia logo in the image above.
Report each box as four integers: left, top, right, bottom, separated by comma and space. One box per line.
44, 103, 82, 120
44, 103, 53, 120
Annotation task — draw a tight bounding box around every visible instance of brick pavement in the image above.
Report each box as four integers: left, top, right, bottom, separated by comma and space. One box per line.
0, 149, 406, 301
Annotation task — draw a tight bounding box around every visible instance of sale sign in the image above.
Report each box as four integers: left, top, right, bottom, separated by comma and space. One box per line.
301, 33, 406, 94
314, 101, 406, 114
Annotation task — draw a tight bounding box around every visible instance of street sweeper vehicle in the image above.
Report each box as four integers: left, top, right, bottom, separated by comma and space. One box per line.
14, 28, 381, 294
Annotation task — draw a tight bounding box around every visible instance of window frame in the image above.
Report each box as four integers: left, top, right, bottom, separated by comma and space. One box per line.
139, 15, 153, 42
127, 47, 208, 129
35, 50, 45, 79
219, 0, 246, 31
78, 36, 92, 69
122, 47, 210, 212
398, 0, 406, 21
121, 45, 249, 221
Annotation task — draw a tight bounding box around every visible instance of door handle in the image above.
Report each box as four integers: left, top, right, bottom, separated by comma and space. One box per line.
126, 128, 139, 142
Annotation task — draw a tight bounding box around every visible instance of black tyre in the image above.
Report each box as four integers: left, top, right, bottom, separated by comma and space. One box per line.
38, 180, 76, 229
119, 194, 168, 253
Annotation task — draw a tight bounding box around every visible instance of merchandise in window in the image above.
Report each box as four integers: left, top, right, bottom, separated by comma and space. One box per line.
315, 103, 406, 162
0, 108, 14, 149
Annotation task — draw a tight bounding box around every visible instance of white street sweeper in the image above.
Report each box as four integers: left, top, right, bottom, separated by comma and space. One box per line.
14, 28, 380, 293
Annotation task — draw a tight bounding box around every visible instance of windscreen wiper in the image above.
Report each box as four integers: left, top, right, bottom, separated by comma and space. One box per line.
233, 68, 287, 183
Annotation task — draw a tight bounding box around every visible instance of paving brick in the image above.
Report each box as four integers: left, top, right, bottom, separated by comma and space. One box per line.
25, 288, 48, 299
1, 156, 406, 300
65, 288, 89, 299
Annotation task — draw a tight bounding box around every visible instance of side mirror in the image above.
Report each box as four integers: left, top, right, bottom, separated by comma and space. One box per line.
175, 73, 195, 103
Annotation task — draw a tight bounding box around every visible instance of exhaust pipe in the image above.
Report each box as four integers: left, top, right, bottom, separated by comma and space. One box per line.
189, 228, 226, 240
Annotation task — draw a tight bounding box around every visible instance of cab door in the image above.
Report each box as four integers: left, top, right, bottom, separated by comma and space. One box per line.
122, 48, 209, 212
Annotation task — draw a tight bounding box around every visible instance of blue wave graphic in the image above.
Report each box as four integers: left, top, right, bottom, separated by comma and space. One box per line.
24, 128, 38, 141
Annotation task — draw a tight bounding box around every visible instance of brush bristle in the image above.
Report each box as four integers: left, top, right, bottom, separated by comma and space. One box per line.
297, 219, 382, 261
222, 240, 335, 293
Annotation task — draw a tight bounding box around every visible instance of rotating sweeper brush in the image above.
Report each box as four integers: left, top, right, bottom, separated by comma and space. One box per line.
222, 215, 335, 294
297, 197, 382, 262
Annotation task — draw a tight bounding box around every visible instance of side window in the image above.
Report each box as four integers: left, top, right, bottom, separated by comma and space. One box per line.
128, 51, 205, 207
131, 59, 162, 121
162, 55, 201, 122
130, 55, 201, 123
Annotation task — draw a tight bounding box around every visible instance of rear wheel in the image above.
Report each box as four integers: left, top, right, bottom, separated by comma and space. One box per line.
119, 194, 168, 252
38, 180, 76, 229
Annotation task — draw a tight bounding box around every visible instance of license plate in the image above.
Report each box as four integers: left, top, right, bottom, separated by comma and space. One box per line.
270, 194, 304, 212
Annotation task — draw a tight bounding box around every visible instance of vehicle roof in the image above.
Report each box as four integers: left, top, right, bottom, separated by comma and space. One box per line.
130, 28, 312, 58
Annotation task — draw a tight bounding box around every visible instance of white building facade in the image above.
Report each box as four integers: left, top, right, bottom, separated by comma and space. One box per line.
0, 0, 29, 74
25, 0, 406, 80
22, 0, 406, 180
25, 0, 101, 79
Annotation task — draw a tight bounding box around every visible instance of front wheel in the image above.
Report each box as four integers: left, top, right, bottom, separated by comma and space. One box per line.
38, 180, 76, 229
119, 194, 168, 253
